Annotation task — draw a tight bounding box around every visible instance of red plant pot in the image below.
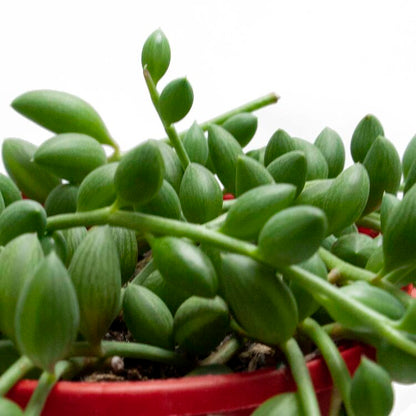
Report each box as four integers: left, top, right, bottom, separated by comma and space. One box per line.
7, 343, 374, 416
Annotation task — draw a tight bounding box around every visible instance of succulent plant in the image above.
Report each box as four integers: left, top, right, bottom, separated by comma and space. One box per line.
1, 28, 415, 416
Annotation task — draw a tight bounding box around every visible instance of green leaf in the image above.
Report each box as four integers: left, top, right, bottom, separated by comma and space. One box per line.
258, 206, 327, 266
11, 89, 116, 147
155, 141, 184, 192
252, 392, 300, 416
222, 112, 258, 148
0, 398, 24, 415
362, 136, 401, 214
221, 184, 297, 241
15, 253, 79, 372
183, 122, 208, 165
137, 179, 182, 220
365, 245, 384, 273
114, 139, 165, 205
173, 296, 229, 355
380, 193, 400, 234
219, 252, 298, 344
0, 173, 21, 206
404, 158, 416, 194
151, 236, 218, 298
264, 129, 294, 166
0, 200, 47, 246
207, 124, 243, 194
246, 147, 266, 164
68, 226, 121, 348
350, 114, 384, 163
40, 230, 68, 263
350, 357, 393, 416
123, 284, 173, 349
60, 227, 87, 267
141, 29, 171, 84
314, 127, 345, 177
179, 163, 222, 223
266, 150, 307, 196
45, 183, 78, 216
110, 226, 138, 284
77, 163, 118, 212
2, 138, 61, 202
235, 155, 274, 196
0, 233, 44, 341
34, 133, 107, 184
331, 233, 377, 268
159, 78, 193, 124
403, 134, 416, 180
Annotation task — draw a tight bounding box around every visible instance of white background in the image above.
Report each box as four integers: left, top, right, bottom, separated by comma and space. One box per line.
1, 1, 415, 414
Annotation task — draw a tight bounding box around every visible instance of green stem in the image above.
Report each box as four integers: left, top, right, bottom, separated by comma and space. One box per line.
283, 265, 416, 357
143, 68, 190, 169
70, 340, 189, 367
0, 355, 34, 397
180, 92, 279, 136
300, 318, 354, 416
279, 338, 321, 416
200, 336, 241, 366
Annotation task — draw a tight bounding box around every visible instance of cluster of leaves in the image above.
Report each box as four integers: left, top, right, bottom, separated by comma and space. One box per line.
1, 29, 416, 416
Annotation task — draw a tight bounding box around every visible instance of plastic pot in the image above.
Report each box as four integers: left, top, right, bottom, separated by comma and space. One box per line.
7, 342, 374, 416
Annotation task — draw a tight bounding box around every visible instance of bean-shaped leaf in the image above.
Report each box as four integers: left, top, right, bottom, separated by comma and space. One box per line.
60, 226, 87, 267
123, 284, 173, 349
0, 192, 4, 214
40, 230, 68, 263
362, 136, 401, 215
246, 147, 266, 164
221, 184, 297, 241
33, 133, 107, 184
11, 89, 116, 147
258, 206, 327, 266
0, 173, 21, 206
141, 29, 171, 84
380, 193, 400, 234
0, 398, 24, 415
155, 141, 183, 192
159, 78, 193, 124
110, 226, 138, 284
183, 122, 208, 165
350, 114, 384, 163
404, 158, 416, 194
2, 138, 60, 202
235, 155, 274, 196
15, 253, 79, 372
151, 236, 218, 297
222, 112, 257, 148
45, 183, 78, 216
252, 392, 300, 416
402, 134, 416, 180
0, 233, 44, 341
292, 137, 328, 180
173, 296, 229, 355
266, 150, 307, 196
0, 200, 46, 246
219, 252, 298, 344
314, 127, 345, 177
68, 226, 121, 348
207, 124, 243, 194
264, 129, 294, 166
350, 357, 393, 416
77, 163, 118, 212
114, 139, 164, 205
179, 163, 222, 223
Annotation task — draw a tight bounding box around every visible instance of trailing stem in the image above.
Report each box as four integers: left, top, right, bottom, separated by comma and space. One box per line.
0, 355, 34, 397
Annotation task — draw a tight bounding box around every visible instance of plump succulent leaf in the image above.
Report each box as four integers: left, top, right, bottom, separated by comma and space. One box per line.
252, 392, 300, 416
159, 78, 193, 124
114, 139, 164, 205
314, 127, 345, 177
2, 138, 60, 202
123, 284, 173, 349
183, 122, 208, 165
11, 89, 115, 147
0, 398, 24, 416
235, 155, 274, 196
68, 226, 121, 348
350, 357, 393, 416
0, 200, 47, 246
151, 236, 218, 298
60, 227, 87, 267
77, 163, 118, 212
141, 29, 171, 85
219, 252, 298, 344
45, 184, 78, 216
173, 296, 229, 355
179, 163, 222, 223
222, 112, 257, 148
258, 206, 327, 266
207, 124, 243, 193
155, 141, 184, 192
0, 173, 21, 206
246, 147, 266, 164
40, 230, 68, 263
33, 133, 107, 184
15, 253, 79, 372
404, 159, 416, 194
350, 114, 384, 163
221, 184, 297, 241
264, 129, 294, 166
380, 193, 400, 234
